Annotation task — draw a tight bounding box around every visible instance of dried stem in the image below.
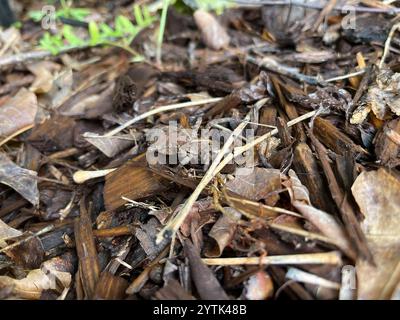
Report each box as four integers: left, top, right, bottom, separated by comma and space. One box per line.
85, 97, 222, 139
73, 168, 117, 184
202, 251, 342, 266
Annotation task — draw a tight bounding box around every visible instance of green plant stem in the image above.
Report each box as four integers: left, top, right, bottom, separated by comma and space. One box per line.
103, 40, 141, 57
156, 0, 169, 64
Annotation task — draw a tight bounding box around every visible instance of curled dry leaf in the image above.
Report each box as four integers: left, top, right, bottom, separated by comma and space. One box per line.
184, 239, 229, 300
373, 118, 400, 168
193, 9, 230, 50
204, 208, 240, 258
0, 88, 38, 137
284, 170, 354, 259
0, 265, 71, 300
27, 61, 61, 94
351, 70, 400, 124
0, 153, 39, 206
351, 168, 400, 299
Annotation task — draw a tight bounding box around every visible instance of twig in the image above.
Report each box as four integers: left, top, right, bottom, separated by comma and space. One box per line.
0, 124, 34, 147
247, 55, 324, 85
0, 45, 89, 68
286, 267, 341, 289
380, 22, 400, 69
202, 251, 342, 266
85, 97, 222, 138
324, 69, 366, 83
0, 225, 54, 253
231, 0, 400, 14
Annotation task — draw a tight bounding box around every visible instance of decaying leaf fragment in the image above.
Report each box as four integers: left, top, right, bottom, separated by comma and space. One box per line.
284, 170, 355, 259
27, 61, 61, 94
373, 118, 400, 168
0, 255, 72, 300
0, 153, 39, 206
193, 9, 230, 50
351, 69, 400, 124
0, 88, 38, 137
204, 208, 240, 258
83, 132, 141, 158
351, 168, 400, 299
225, 168, 281, 206
0, 219, 22, 247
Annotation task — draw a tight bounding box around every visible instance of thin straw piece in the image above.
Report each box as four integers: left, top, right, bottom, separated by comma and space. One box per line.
202, 251, 342, 266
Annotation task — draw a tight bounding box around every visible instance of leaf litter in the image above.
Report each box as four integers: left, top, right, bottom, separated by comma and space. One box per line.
0, 0, 399, 301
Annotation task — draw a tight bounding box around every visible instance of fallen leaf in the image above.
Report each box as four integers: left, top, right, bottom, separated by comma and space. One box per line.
0, 88, 38, 137
225, 167, 281, 205
0, 153, 39, 206
84, 132, 141, 157
27, 61, 61, 94
351, 168, 400, 299
184, 239, 229, 300
0, 219, 22, 247
204, 208, 240, 258
351, 70, 400, 123
193, 9, 230, 50
0, 266, 71, 300
284, 170, 355, 259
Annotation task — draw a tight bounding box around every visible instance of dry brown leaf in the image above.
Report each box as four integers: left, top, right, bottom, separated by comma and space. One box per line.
351, 70, 400, 124
84, 132, 141, 157
204, 208, 240, 258
0, 219, 22, 247
193, 9, 230, 50
0, 88, 38, 137
0, 266, 71, 300
351, 168, 400, 299
225, 168, 281, 205
0, 153, 39, 206
27, 61, 61, 94
284, 170, 354, 258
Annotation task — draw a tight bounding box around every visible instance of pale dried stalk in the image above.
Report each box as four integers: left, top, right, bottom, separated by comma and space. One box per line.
0, 124, 34, 147
286, 267, 341, 290
202, 251, 342, 266
380, 22, 400, 69
73, 168, 117, 184
156, 108, 317, 243
0, 225, 54, 253
269, 223, 338, 246
87, 97, 222, 138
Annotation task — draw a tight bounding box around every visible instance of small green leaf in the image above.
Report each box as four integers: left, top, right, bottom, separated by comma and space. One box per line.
99, 23, 117, 38
133, 5, 144, 26
141, 6, 153, 25
88, 21, 100, 45
39, 32, 61, 55
62, 25, 85, 46
115, 15, 137, 35
28, 10, 45, 22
